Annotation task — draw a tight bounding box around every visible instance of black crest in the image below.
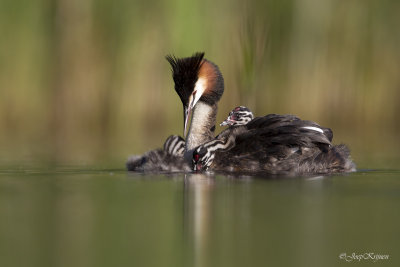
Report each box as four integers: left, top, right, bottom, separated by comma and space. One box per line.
166, 52, 205, 106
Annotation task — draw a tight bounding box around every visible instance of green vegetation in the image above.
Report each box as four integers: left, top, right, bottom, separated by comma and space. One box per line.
0, 0, 399, 168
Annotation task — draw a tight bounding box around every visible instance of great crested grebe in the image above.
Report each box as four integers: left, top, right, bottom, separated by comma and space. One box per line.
127, 52, 222, 172
166, 52, 224, 154
167, 52, 355, 174
126, 52, 221, 172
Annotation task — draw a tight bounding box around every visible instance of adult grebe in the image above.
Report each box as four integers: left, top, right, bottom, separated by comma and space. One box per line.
127, 52, 219, 172
166, 52, 224, 154
127, 52, 223, 172
167, 52, 355, 174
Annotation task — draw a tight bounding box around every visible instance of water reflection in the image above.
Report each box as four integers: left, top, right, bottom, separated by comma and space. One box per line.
180, 171, 400, 266
182, 173, 255, 267
0, 170, 399, 267
183, 173, 215, 267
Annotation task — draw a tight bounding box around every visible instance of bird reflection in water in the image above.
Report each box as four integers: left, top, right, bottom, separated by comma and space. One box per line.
183, 173, 215, 267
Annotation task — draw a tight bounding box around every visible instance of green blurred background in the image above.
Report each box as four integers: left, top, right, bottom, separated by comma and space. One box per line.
0, 0, 399, 168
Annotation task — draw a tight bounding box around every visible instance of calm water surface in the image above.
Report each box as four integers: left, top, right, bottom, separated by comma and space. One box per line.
0, 167, 399, 267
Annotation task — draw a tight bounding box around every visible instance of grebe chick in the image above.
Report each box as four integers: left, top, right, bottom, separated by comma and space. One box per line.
220, 106, 254, 126
163, 135, 185, 156
126, 135, 189, 172
193, 106, 254, 171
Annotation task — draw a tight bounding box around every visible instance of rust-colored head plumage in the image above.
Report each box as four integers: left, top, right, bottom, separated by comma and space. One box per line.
196, 59, 224, 106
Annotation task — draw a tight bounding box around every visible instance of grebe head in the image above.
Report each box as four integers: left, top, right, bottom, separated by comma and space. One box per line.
166, 52, 224, 137
192, 146, 214, 171
220, 106, 254, 126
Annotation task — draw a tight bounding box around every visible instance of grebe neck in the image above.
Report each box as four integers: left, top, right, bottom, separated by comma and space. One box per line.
185, 101, 217, 151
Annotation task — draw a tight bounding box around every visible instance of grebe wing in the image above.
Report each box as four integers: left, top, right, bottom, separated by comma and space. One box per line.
246, 114, 333, 145
246, 114, 300, 130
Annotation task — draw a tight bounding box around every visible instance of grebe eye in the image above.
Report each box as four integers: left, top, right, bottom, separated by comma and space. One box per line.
194, 154, 200, 161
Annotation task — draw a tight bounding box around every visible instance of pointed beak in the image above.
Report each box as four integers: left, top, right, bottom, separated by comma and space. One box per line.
220, 119, 230, 126
183, 105, 192, 138
194, 163, 202, 171
220, 116, 234, 126
183, 90, 200, 137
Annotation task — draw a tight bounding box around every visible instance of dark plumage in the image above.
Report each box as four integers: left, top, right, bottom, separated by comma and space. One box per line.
213, 143, 354, 175
193, 108, 355, 174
